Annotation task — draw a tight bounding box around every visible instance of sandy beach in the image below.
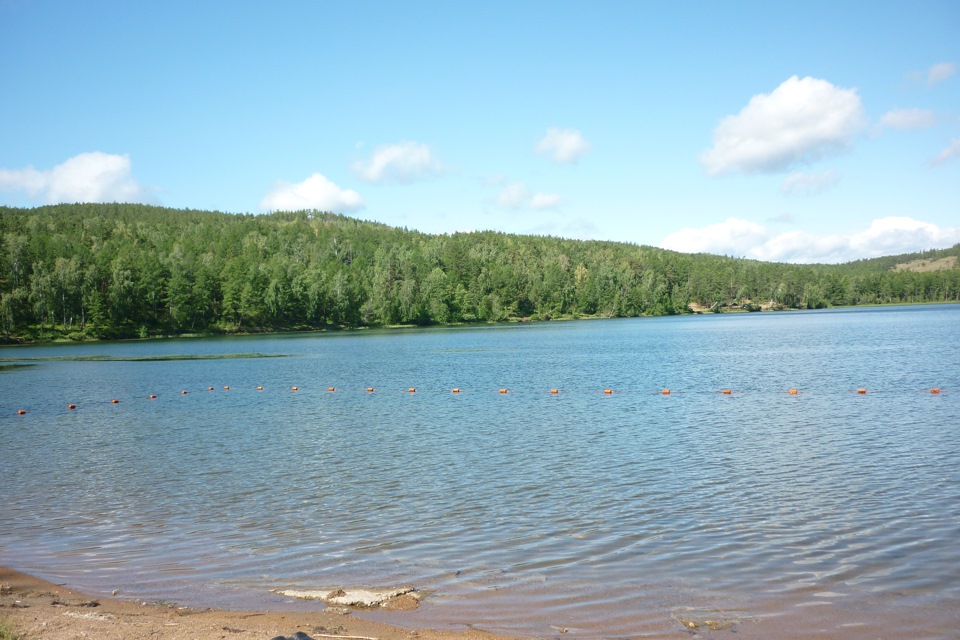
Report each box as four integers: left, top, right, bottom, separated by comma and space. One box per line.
5, 565, 960, 639
0, 567, 520, 640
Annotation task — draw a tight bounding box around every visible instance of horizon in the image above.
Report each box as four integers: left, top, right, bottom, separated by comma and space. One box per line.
1, 1, 958, 264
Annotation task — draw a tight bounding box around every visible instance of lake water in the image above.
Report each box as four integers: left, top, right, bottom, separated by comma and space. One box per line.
2, 305, 959, 638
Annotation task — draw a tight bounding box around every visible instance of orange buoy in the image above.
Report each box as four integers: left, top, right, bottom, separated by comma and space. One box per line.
408, 388, 416, 393
549, 389, 559, 394
17, 409, 26, 415
291, 386, 299, 391
67, 404, 77, 410
603, 389, 613, 395
788, 389, 799, 395
111, 399, 120, 404
452, 388, 461, 393
931, 387, 941, 394
721, 389, 732, 395
857, 388, 867, 394
367, 387, 375, 393
327, 387, 335, 392
149, 394, 157, 399
661, 389, 671, 395
499, 388, 508, 394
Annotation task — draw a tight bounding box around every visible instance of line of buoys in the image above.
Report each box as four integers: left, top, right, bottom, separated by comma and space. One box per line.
108, 384, 952, 397
153, 385, 949, 396
18, 386, 951, 415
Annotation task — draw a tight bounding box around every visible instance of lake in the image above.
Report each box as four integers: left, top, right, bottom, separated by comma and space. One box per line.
2, 305, 959, 638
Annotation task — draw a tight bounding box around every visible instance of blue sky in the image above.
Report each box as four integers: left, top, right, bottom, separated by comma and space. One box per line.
1, 1, 958, 263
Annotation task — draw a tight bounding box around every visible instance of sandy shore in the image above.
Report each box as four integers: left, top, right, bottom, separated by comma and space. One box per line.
5, 565, 960, 639
0, 567, 519, 640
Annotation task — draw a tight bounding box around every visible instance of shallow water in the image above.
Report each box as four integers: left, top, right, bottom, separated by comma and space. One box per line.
2, 306, 959, 637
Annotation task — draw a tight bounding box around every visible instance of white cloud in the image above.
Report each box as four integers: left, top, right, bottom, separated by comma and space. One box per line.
496, 183, 530, 208
536, 128, 591, 164
879, 108, 936, 130
931, 138, 960, 166
910, 62, 956, 86
780, 170, 840, 196
529, 193, 562, 209
927, 62, 955, 86
700, 76, 867, 175
352, 140, 444, 183
0, 152, 148, 203
495, 182, 561, 210
260, 173, 364, 212
848, 216, 960, 257
661, 216, 960, 264
661, 217, 769, 257
767, 212, 796, 224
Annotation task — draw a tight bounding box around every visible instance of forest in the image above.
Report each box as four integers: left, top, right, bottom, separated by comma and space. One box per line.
2, 203, 959, 343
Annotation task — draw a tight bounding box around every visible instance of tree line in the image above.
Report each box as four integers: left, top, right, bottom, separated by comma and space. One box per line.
2, 203, 959, 342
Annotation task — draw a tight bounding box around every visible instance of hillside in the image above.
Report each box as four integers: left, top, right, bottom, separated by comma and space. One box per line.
2, 203, 958, 342
893, 256, 958, 272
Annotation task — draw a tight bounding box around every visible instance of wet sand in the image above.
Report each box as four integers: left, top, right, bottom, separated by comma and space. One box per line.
0, 567, 516, 640
3, 566, 959, 639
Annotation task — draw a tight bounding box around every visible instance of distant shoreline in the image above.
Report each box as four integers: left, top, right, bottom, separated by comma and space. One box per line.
3, 300, 959, 347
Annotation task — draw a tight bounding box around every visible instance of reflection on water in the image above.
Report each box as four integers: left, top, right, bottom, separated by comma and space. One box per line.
1, 306, 959, 637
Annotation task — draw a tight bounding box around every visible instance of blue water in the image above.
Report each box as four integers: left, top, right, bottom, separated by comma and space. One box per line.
2, 305, 959, 638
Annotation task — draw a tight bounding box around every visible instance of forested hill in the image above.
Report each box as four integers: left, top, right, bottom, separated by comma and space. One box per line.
2, 203, 959, 342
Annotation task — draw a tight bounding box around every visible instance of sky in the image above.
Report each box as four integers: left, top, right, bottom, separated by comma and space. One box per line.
1, 0, 958, 264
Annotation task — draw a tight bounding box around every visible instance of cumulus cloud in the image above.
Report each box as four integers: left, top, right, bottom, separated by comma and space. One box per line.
495, 182, 561, 210
660, 217, 769, 257
0, 152, 148, 203
700, 76, 867, 175
352, 140, 444, 183
536, 128, 591, 164
931, 138, 960, 166
780, 170, 840, 196
879, 108, 936, 130
260, 173, 364, 212
660, 216, 960, 264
